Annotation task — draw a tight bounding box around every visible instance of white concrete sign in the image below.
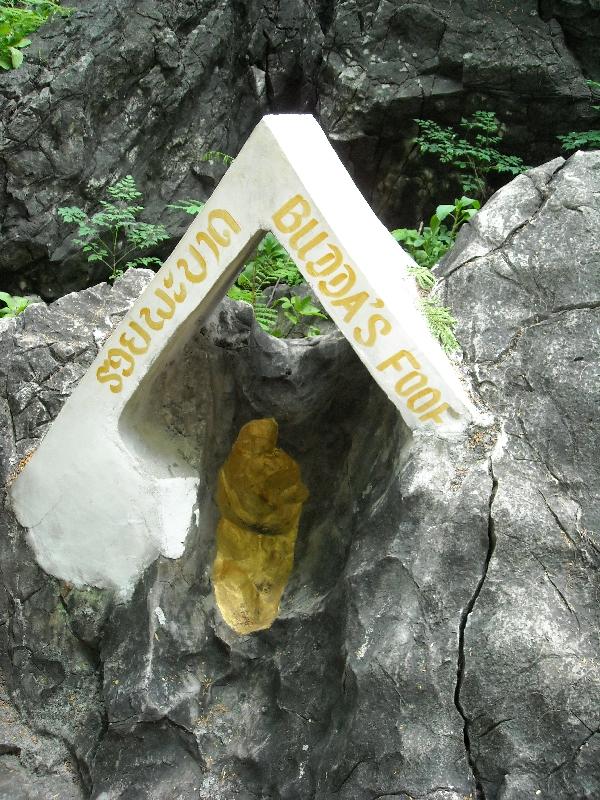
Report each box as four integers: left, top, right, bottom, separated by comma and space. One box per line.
10, 114, 476, 594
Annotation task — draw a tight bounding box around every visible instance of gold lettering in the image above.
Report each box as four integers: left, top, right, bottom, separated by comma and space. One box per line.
395, 371, 427, 397
420, 403, 451, 424
154, 288, 176, 321
407, 387, 441, 413
288, 218, 328, 260
96, 362, 123, 393
318, 263, 356, 298
179, 230, 220, 282
179, 249, 207, 283
353, 313, 392, 346
377, 349, 420, 373
107, 347, 135, 377
331, 291, 369, 323
119, 321, 151, 356
163, 270, 187, 303
298, 231, 328, 260
272, 194, 311, 234
208, 209, 241, 247
305, 244, 343, 277
140, 306, 164, 331
197, 230, 219, 261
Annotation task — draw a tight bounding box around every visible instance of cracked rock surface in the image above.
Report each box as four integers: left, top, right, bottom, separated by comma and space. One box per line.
439, 150, 600, 799
1, 0, 598, 297
0, 152, 598, 799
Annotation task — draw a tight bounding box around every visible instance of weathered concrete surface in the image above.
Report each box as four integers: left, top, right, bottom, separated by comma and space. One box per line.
1, 0, 598, 297
0, 152, 598, 798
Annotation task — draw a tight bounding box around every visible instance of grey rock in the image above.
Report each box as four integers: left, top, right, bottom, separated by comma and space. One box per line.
539, 0, 600, 79
1, 0, 598, 297
0, 153, 598, 798
438, 150, 600, 798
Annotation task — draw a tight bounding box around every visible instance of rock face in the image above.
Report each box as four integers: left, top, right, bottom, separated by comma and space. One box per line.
0, 151, 598, 799
1, 0, 598, 298
438, 150, 600, 799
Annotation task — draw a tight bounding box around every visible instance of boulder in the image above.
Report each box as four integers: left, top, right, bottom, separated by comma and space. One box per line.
437, 150, 600, 799
0, 151, 598, 798
1, 0, 597, 297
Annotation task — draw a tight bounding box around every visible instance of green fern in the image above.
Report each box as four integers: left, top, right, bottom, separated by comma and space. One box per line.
420, 296, 459, 354
407, 264, 436, 291
106, 174, 142, 201
558, 130, 600, 151
58, 174, 169, 282
0, 0, 72, 71
253, 305, 279, 333
240, 233, 304, 288
228, 234, 303, 309
227, 284, 279, 333
558, 80, 600, 152
166, 199, 205, 215
415, 111, 528, 199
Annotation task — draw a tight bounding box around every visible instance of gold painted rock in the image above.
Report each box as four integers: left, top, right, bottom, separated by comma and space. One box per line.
212, 418, 309, 634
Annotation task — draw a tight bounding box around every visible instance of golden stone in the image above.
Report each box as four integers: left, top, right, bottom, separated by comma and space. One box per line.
212, 418, 309, 635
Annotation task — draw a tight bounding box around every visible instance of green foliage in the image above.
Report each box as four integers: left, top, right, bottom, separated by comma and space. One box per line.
58, 175, 170, 282
558, 81, 600, 152
393, 196, 479, 352
166, 199, 205, 215
201, 151, 234, 166
559, 129, 600, 151
240, 234, 304, 291
273, 294, 327, 338
420, 297, 459, 354
226, 233, 312, 335
0, 0, 71, 70
57, 154, 471, 349
392, 196, 479, 282
0, 291, 30, 317
415, 111, 528, 198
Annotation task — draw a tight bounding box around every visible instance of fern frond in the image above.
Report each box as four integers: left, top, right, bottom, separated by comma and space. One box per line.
253, 304, 279, 333
421, 296, 460, 353
408, 264, 436, 290
107, 175, 142, 201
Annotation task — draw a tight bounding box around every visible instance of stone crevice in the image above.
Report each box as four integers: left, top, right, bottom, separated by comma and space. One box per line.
547, 728, 600, 778
333, 758, 373, 794
531, 553, 581, 628
453, 458, 498, 800
439, 158, 568, 282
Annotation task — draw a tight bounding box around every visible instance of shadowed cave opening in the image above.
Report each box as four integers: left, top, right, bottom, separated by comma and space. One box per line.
118, 296, 413, 632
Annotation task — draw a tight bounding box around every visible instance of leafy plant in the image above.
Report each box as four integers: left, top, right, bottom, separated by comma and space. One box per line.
415, 111, 528, 198
558, 81, 600, 152
226, 283, 278, 332
225, 233, 309, 334
58, 175, 170, 282
166, 199, 205, 215
201, 151, 234, 166
274, 294, 327, 338
0, 0, 72, 70
392, 196, 479, 283
238, 234, 304, 296
392, 196, 479, 352
0, 291, 30, 317
559, 129, 600, 151
420, 297, 459, 354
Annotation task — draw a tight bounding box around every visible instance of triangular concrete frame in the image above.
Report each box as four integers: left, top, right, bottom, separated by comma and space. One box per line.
10, 115, 476, 594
